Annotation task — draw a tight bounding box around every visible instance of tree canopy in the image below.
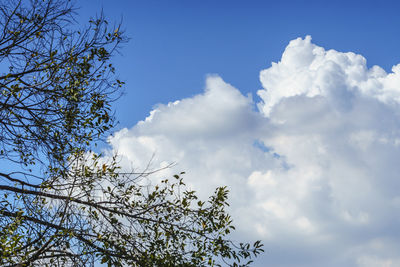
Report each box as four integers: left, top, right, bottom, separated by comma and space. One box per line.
0, 1, 264, 266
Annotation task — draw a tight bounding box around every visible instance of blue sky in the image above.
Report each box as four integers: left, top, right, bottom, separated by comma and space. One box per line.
81, 0, 400, 129
79, 1, 400, 266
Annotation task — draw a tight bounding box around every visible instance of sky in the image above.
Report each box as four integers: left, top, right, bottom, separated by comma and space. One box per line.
78, 1, 400, 266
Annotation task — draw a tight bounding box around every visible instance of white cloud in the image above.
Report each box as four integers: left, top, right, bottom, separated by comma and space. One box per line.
106, 36, 400, 266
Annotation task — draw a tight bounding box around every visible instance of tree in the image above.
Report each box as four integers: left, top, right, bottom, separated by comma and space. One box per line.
0, 1, 264, 266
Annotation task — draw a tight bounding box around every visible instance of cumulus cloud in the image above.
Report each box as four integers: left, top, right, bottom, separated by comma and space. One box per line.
106, 36, 400, 266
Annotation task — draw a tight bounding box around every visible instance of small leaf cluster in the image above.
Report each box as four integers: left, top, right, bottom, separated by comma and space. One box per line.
0, 0, 125, 173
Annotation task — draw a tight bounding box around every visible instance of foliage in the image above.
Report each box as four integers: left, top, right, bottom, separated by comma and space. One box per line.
0, 0, 264, 266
